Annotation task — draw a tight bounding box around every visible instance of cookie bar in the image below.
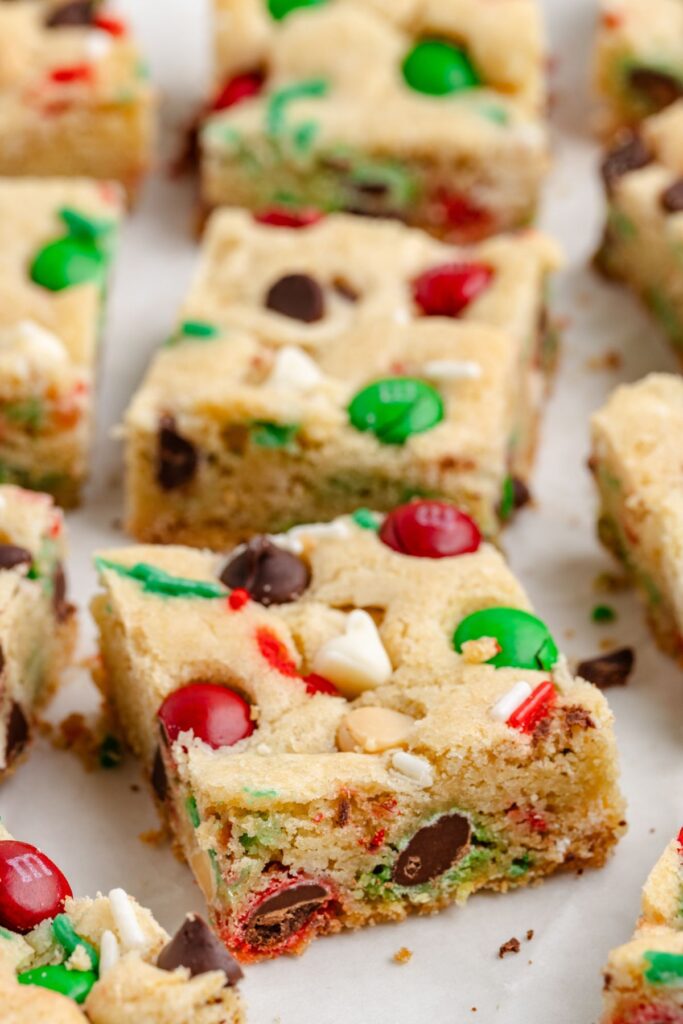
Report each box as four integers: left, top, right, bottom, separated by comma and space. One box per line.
591, 373, 683, 661
595, 1, 683, 131
0, 825, 245, 1023
0, 1, 155, 200
123, 211, 561, 546
602, 829, 683, 1024
596, 100, 683, 361
201, 0, 549, 241
92, 501, 626, 962
0, 484, 75, 780
0, 178, 122, 506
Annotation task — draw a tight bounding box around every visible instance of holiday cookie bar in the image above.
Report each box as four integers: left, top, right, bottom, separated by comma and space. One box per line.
0, 484, 75, 779
602, 828, 683, 1024
0, 178, 122, 506
0, 824, 245, 1023
123, 213, 561, 547
591, 373, 683, 661
201, 0, 549, 241
595, 0, 683, 131
92, 500, 626, 962
596, 99, 683, 361
0, 1, 154, 200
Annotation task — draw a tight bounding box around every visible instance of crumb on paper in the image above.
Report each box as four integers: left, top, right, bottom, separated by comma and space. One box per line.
393, 947, 413, 965
139, 828, 167, 847
43, 711, 123, 773
594, 571, 630, 593
461, 636, 500, 664
498, 937, 521, 959
526, 929, 534, 942
586, 349, 623, 372
564, 628, 575, 640
130, 783, 141, 793
600, 637, 618, 651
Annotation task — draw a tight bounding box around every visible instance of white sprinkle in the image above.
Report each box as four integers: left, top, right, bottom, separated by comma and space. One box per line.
421, 360, 482, 382
268, 346, 322, 392
390, 751, 434, 788
84, 29, 114, 61
313, 610, 392, 698
0, 321, 68, 367
256, 743, 272, 755
489, 681, 532, 723
108, 889, 147, 952
273, 518, 351, 554
99, 930, 120, 976
393, 307, 411, 325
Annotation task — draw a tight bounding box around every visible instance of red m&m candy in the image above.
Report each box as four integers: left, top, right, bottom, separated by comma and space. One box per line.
0, 841, 72, 933
379, 501, 482, 559
211, 71, 264, 112
254, 207, 324, 229
158, 683, 255, 750
413, 263, 493, 318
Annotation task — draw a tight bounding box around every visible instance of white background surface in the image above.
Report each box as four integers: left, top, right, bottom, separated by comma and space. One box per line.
2, 1, 683, 1021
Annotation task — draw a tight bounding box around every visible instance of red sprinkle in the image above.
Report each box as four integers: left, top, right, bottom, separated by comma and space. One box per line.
436, 190, 494, 242
507, 681, 556, 734
92, 14, 127, 36
256, 627, 298, 677
365, 829, 386, 851
413, 263, 494, 318
0, 841, 72, 934
677, 826, 683, 853
50, 64, 94, 84
212, 71, 264, 112
302, 673, 341, 697
228, 588, 250, 611
254, 207, 324, 229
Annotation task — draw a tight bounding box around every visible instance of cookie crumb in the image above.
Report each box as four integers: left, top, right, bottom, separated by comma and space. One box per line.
461, 636, 500, 665
393, 947, 413, 965
139, 828, 166, 847
594, 571, 630, 593
526, 929, 534, 942
498, 937, 521, 958
586, 349, 622, 372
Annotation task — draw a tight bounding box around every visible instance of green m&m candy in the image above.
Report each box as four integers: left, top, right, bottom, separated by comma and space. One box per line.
267, 0, 327, 20
30, 207, 115, 292
18, 964, 97, 1004
402, 40, 481, 97
348, 378, 444, 445
52, 913, 99, 971
453, 607, 559, 670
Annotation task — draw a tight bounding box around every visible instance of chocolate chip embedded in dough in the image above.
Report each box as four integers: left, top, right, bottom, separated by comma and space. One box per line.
576, 647, 635, 690
392, 812, 471, 887
661, 178, 683, 213
264, 273, 325, 323
156, 415, 198, 491
44, 0, 95, 27
0, 545, 32, 571
151, 746, 168, 801
628, 66, 683, 112
157, 913, 243, 986
219, 536, 310, 606
601, 132, 652, 193
52, 562, 71, 622
5, 702, 29, 765
244, 882, 329, 950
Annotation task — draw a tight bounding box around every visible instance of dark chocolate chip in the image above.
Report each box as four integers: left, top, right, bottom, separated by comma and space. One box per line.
151, 746, 168, 801
510, 477, 531, 511
244, 882, 329, 950
219, 536, 310, 606
44, 0, 95, 26
0, 545, 32, 571
576, 648, 635, 689
5, 702, 29, 765
157, 913, 242, 986
353, 179, 390, 197
392, 812, 471, 887
661, 178, 683, 213
265, 274, 325, 323
601, 131, 652, 193
52, 562, 71, 623
156, 415, 198, 491
628, 67, 683, 112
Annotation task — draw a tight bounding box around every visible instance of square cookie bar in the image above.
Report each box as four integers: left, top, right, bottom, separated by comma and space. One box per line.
201, 0, 549, 241
124, 211, 561, 547
597, 100, 683, 362
595, 0, 683, 131
0, 825, 245, 1023
92, 501, 625, 962
0, 484, 75, 780
0, 0, 155, 200
602, 829, 683, 1024
0, 178, 122, 506
591, 373, 683, 661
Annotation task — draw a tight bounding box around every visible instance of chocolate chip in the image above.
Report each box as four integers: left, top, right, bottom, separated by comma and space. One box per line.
45, 0, 95, 26
392, 812, 471, 887
52, 562, 71, 622
5, 702, 29, 765
510, 477, 531, 511
265, 274, 325, 323
628, 67, 683, 112
0, 545, 32, 571
244, 883, 329, 950
498, 937, 521, 958
601, 131, 652, 193
157, 913, 242, 986
151, 746, 168, 801
156, 415, 198, 491
219, 536, 310, 606
576, 648, 635, 689
661, 178, 683, 213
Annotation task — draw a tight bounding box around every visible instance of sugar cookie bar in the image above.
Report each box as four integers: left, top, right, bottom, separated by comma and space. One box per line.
595, 0, 683, 131
201, 0, 549, 240
591, 374, 683, 661
0, 825, 244, 1023
0, 1, 155, 200
124, 212, 561, 547
0, 484, 75, 780
92, 501, 625, 962
0, 178, 122, 506
602, 830, 683, 1024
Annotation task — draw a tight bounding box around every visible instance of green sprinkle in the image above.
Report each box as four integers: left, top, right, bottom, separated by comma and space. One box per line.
95, 559, 227, 599
508, 853, 533, 878
3, 399, 44, 431
251, 422, 299, 449
239, 833, 259, 851
0, 926, 14, 940
266, 78, 329, 137
52, 915, 99, 972
18, 964, 97, 1004
644, 950, 683, 984
59, 207, 115, 245
592, 603, 617, 624
186, 795, 200, 828
242, 787, 278, 799
268, 0, 328, 20
498, 476, 515, 523
351, 508, 381, 531
99, 734, 123, 769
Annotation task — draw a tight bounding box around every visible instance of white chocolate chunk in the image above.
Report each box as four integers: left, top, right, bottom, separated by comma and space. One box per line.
273, 518, 352, 554
85, 30, 114, 60
268, 345, 322, 392
390, 751, 434, 788
337, 706, 415, 754
313, 610, 392, 697
99, 930, 120, 976
489, 681, 532, 723
421, 360, 482, 382
108, 889, 147, 952
0, 321, 68, 378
